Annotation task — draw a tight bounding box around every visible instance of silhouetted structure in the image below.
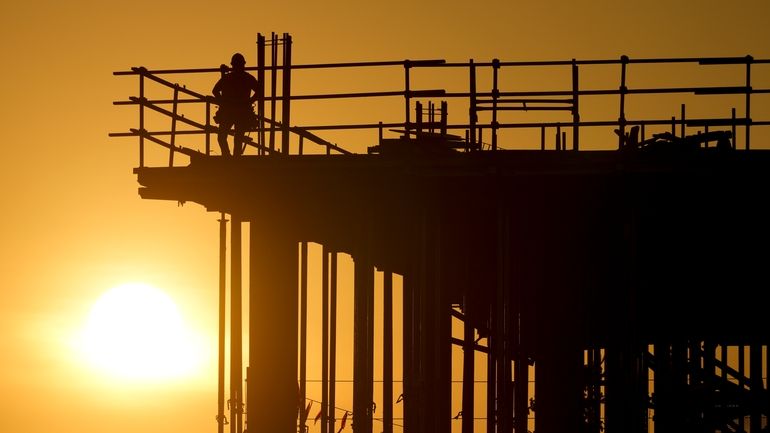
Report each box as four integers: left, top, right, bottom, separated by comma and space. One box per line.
112, 33, 770, 433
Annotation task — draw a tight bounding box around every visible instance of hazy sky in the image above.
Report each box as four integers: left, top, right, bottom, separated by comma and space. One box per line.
1, 1, 769, 433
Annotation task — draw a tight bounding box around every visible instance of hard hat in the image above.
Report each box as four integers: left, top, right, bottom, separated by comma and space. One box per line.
231, 53, 246, 66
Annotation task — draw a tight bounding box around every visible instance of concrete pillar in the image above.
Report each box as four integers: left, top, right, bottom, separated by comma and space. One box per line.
248, 223, 298, 433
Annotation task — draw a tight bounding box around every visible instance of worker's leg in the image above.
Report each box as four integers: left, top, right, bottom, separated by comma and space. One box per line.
218, 120, 234, 156
233, 124, 246, 156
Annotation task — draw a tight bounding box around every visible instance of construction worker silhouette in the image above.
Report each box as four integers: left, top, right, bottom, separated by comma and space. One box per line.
212, 53, 259, 156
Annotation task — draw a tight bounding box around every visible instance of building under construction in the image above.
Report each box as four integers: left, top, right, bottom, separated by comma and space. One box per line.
111, 33, 770, 433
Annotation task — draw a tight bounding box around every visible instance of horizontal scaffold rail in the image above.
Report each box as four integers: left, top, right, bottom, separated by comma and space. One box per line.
111, 53, 770, 166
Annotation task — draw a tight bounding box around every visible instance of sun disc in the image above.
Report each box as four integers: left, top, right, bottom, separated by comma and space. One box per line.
78, 282, 204, 381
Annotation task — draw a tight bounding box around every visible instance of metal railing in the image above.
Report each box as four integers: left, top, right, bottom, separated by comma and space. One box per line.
111, 51, 770, 167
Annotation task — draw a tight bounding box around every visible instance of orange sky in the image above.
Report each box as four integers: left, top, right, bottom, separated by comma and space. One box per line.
2, 1, 770, 433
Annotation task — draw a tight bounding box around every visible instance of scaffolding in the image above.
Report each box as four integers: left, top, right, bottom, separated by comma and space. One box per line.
111, 33, 770, 433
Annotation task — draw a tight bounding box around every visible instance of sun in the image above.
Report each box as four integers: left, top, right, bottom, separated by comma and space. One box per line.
76, 282, 206, 381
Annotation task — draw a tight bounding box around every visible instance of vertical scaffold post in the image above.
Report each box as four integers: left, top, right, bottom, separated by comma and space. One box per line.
322, 247, 330, 433
230, 217, 243, 433
745, 55, 752, 150
731, 108, 737, 149
461, 303, 475, 433
496, 202, 510, 433
404, 60, 412, 138
440, 101, 448, 136
572, 59, 580, 150
138, 68, 145, 167
218, 214, 228, 433
680, 104, 686, 139
492, 59, 500, 151
403, 275, 415, 433
749, 344, 762, 432
428, 101, 434, 133
486, 302, 496, 433
328, 252, 338, 433
618, 55, 629, 150
206, 100, 211, 156
765, 344, 770, 426
416, 101, 423, 135
281, 33, 292, 154
469, 60, 477, 148
353, 254, 374, 433
256, 34, 266, 154
383, 271, 394, 433
270, 32, 278, 152
299, 242, 309, 432
169, 85, 179, 167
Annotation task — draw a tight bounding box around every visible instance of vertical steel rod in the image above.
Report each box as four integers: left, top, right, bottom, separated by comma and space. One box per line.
440, 101, 448, 136
487, 305, 496, 433
322, 247, 330, 433
403, 276, 414, 433
328, 252, 338, 433
680, 104, 686, 139
256, 34, 265, 155
270, 32, 278, 152
469, 60, 477, 148
572, 59, 580, 150
230, 217, 242, 433
732, 108, 737, 149
618, 55, 629, 149
415, 101, 423, 134
461, 307, 475, 433
206, 101, 211, 156
750, 344, 762, 432
404, 61, 411, 137
169, 86, 178, 166
492, 59, 499, 151
299, 242, 308, 433
218, 214, 228, 433
139, 71, 145, 167
745, 56, 752, 150
281, 33, 292, 154
383, 271, 394, 433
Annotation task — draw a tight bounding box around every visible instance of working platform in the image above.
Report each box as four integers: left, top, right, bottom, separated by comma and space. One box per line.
135, 148, 770, 343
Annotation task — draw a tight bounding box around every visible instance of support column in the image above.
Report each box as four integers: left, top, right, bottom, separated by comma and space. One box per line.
403, 273, 416, 433
461, 306, 475, 433
231, 217, 243, 433
486, 306, 496, 433
749, 344, 763, 433
299, 242, 309, 432
322, 247, 330, 433
328, 252, 338, 433
248, 222, 298, 433
218, 214, 228, 433
353, 254, 374, 433
383, 271, 394, 433
417, 204, 451, 433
